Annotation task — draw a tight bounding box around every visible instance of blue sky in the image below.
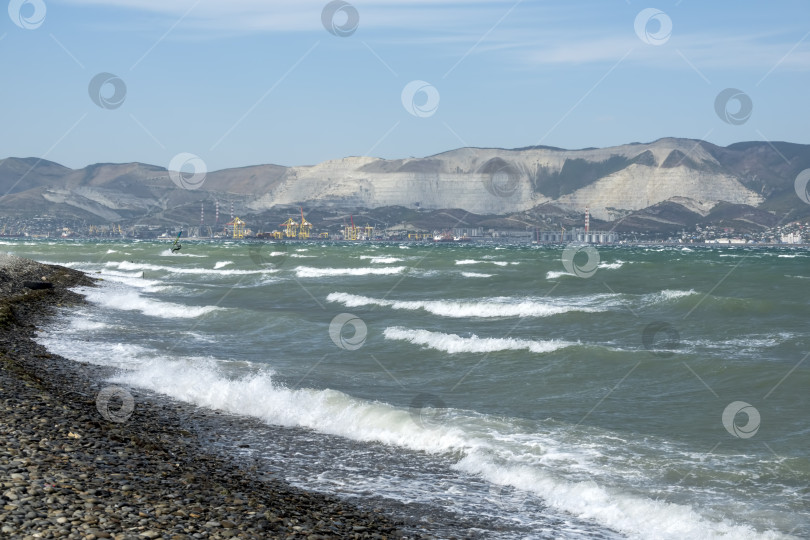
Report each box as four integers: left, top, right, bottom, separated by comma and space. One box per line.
2, 0, 808, 171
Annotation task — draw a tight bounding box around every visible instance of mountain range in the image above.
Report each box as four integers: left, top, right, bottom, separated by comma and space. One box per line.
2, 137, 809, 234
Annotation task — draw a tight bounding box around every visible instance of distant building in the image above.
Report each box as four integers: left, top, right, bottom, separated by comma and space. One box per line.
780, 232, 802, 244
452, 227, 483, 238
535, 227, 618, 244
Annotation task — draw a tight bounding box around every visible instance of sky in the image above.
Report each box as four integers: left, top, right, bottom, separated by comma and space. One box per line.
1, 0, 809, 172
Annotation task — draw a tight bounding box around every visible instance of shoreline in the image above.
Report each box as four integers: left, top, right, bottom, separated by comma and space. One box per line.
0, 254, 425, 539
5, 236, 810, 248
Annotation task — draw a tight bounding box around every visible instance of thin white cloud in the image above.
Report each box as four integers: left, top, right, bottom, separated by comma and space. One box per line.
57, 0, 520, 32
55, 0, 810, 72
471, 29, 810, 72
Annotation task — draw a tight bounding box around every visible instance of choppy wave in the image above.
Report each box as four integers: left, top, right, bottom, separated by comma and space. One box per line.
159, 249, 206, 257
36, 331, 149, 368
327, 292, 601, 318
461, 271, 493, 278
360, 256, 404, 264
101, 358, 785, 540
214, 261, 233, 269
295, 266, 406, 278
384, 327, 573, 354
641, 289, 698, 304
78, 285, 220, 319
68, 317, 108, 331
456, 259, 510, 267
107, 261, 268, 276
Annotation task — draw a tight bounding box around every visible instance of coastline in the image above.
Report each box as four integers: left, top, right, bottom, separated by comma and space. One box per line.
0, 254, 422, 539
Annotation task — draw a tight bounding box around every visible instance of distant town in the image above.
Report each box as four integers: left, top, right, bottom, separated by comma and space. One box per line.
2, 212, 808, 245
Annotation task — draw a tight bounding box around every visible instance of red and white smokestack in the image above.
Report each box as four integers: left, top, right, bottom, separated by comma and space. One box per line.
585, 206, 590, 234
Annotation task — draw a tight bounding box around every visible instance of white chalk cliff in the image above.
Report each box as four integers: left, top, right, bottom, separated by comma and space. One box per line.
241, 138, 763, 218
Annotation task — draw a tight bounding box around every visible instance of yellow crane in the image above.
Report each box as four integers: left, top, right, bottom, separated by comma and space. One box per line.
298, 208, 312, 239
280, 218, 298, 238
344, 215, 358, 241
231, 217, 245, 239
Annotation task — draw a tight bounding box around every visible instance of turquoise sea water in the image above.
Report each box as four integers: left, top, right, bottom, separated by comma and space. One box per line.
6, 238, 809, 539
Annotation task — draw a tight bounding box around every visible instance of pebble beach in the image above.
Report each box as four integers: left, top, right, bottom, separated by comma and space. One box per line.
0, 254, 423, 540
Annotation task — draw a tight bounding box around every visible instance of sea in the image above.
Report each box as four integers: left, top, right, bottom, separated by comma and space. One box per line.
4, 238, 808, 539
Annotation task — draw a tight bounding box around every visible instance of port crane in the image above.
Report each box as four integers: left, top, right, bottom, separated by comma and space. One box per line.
298, 208, 312, 239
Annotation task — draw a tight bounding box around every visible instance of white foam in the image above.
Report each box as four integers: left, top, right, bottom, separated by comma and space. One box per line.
78, 285, 221, 319
456, 259, 509, 266
214, 261, 233, 269
295, 266, 406, 278
95, 271, 162, 291
110, 359, 464, 454
360, 256, 403, 264
643, 289, 697, 303
598, 261, 624, 269
455, 452, 783, 540
101, 358, 786, 540
68, 317, 108, 331
461, 272, 493, 278
546, 270, 574, 279
107, 261, 267, 276
36, 332, 149, 368
327, 292, 600, 318
159, 249, 206, 257
384, 327, 573, 354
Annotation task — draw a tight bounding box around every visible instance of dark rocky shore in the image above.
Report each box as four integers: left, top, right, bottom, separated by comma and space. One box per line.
0, 254, 428, 539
